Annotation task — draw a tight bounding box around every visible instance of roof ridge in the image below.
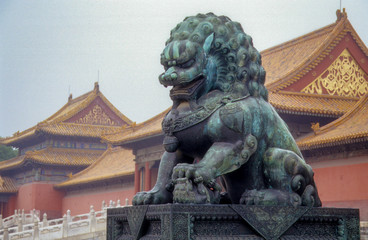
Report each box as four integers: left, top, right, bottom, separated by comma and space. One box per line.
261, 22, 336, 56
266, 16, 350, 91
49, 91, 97, 123
43, 90, 95, 124
96, 91, 133, 125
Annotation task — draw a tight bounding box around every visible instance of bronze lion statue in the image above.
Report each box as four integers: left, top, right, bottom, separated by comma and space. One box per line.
133, 13, 321, 207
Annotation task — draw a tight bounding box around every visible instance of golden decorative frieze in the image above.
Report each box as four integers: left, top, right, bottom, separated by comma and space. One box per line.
302, 49, 368, 97
76, 105, 117, 126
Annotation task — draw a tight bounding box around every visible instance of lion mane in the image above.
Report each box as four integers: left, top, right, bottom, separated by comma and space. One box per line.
165, 12, 268, 101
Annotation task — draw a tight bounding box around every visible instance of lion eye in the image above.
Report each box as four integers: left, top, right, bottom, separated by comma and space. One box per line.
177, 59, 195, 68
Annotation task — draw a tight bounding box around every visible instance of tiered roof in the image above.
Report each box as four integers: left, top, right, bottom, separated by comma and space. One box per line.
55, 147, 134, 188
263, 9, 368, 117
1, 82, 132, 147
0, 148, 103, 172
297, 92, 368, 150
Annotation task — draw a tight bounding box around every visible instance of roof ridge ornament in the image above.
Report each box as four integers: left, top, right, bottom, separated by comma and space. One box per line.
336, 8, 347, 22
94, 82, 99, 93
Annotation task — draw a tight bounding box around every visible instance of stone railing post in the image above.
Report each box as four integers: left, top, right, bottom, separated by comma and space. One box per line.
33, 221, 39, 240
117, 199, 121, 207
17, 218, 23, 232
125, 198, 129, 206
21, 209, 25, 224
89, 206, 96, 233
66, 210, 71, 223
42, 213, 48, 227
0, 214, 3, 229
101, 200, 106, 210
62, 214, 68, 238
31, 209, 35, 223
16, 213, 21, 232
3, 227, 9, 240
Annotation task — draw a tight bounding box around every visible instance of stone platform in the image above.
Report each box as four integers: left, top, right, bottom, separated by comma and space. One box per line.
107, 204, 360, 240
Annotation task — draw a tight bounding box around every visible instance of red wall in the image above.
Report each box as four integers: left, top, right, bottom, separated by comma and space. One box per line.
4, 195, 17, 217
7, 183, 64, 219
313, 162, 368, 220
62, 186, 135, 215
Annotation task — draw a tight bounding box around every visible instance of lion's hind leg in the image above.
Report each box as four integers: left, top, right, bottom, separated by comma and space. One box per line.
240, 148, 321, 207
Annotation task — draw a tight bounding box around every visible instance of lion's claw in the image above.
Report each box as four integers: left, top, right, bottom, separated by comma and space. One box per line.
132, 189, 172, 205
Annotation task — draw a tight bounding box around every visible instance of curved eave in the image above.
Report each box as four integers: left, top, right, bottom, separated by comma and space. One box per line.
116, 130, 164, 146
55, 147, 135, 188
36, 123, 122, 139
297, 93, 368, 150
269, 91, 357, 118
0, 157, 91, 173
298, 134, 368, 150
0, 148, 103, 172
0, 127, 38, 147
55, 171, 134, 189
0, 155, 26, 172
102, 108, 169, 145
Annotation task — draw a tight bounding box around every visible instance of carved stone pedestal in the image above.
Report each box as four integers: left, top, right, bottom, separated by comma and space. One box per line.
107, 204, 360, 240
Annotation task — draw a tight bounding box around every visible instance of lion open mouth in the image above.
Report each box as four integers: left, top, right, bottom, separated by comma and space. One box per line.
170, 75, 205, 99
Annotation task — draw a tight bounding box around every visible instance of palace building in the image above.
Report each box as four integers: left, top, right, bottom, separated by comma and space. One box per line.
0, 83, 132, 218
1, 9, 367, 220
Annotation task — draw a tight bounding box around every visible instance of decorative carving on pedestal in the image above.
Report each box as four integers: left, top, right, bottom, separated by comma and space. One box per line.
107, 205, 360, 240
230, 205, 310, 240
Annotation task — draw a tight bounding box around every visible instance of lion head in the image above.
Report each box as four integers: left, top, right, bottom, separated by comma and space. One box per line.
159, 13, 268, 103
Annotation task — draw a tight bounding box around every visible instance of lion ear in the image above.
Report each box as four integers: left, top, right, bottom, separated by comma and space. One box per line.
203, 33, 214, 55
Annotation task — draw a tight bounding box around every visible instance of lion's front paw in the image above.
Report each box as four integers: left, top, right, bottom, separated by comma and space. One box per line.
171, 164, 220, 204
172, 163, 215, 185
132, 189, 172, 206
172, 177, 220, 204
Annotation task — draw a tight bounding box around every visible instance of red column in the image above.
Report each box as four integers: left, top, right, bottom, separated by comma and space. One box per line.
144, 162, 151, 191
134, 163, 140, 194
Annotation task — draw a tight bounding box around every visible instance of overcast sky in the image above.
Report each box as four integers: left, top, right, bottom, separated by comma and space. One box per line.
1, 0, 367, 138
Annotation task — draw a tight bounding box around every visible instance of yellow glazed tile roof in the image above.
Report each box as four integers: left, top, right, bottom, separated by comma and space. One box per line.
0, 148, 103, 171
103, 108, 170, 145
37, 123, 122, 138
0, 176, 17, 193
297, 92, 368, 150
261, 23, 335, 87
269, 91, 358, 117
1, 82, 132, 146
55, 147, 134, 188
263, 10, 368, 92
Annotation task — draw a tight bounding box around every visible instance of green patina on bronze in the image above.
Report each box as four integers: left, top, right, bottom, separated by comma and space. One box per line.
133, 13, 321, 207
